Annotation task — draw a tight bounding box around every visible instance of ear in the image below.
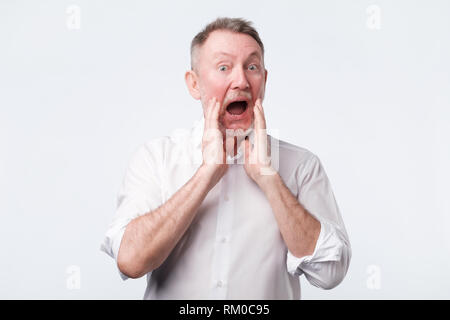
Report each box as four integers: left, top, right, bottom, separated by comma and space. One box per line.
185, 70, 201, 100
260, 69, 268, 100
264, 69, 268, 88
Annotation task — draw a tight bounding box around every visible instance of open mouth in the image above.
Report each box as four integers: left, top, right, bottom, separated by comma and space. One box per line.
226, 100, 248, 115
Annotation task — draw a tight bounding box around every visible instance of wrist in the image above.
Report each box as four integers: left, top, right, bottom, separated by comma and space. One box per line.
255, 170, 280, 190
197, 164, 225, 189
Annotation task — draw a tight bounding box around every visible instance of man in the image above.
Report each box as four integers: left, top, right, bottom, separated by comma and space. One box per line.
101, 17, 351, 299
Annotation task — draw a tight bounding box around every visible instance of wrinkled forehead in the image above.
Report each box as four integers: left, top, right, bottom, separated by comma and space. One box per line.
197, 30, 264, 63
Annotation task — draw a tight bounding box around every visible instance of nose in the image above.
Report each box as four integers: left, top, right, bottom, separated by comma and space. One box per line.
231, 67, 250, 90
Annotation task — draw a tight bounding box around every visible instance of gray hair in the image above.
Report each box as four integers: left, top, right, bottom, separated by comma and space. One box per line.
190, 17, 265, 70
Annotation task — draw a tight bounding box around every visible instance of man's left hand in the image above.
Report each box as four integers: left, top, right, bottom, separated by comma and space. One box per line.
240, 99, 277, 184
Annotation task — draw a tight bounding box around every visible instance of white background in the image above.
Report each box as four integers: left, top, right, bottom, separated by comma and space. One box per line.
1, 0, 449, 299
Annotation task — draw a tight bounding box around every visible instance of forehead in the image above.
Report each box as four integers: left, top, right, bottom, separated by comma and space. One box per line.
199, 30, 263, 60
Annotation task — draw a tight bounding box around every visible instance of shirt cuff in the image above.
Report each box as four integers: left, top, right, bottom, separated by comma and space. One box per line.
286, 220, 344, 276
100, 226, 130, 281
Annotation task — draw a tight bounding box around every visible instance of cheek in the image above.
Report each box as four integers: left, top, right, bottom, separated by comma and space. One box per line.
201, 74, 228, 102
250, 76, 265, 97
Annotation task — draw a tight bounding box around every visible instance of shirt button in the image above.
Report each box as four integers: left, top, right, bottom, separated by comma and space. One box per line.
220, 237, 228, 243
217, 280, 224, 288
224, 195, 229, 201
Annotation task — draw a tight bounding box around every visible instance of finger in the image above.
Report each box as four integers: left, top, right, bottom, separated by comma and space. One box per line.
253, 98, 266, 130
255, 136, 268, 166
257, 99, 266, 129
204, 98, 211, 128
210, 99, 222, 136
252, 99, 267, 162
203, 98, 210, 119
205, 97, 216, 129
211, 100, 221, 129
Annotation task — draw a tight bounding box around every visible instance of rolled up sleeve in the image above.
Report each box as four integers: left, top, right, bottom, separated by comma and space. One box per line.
286, 153, 351, 289
100, 141, 165, 280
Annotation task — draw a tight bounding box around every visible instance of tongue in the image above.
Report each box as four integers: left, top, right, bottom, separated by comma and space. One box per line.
227, 101, 246, 115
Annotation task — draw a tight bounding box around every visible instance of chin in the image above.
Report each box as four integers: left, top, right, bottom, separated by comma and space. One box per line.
223, 120, 252, 132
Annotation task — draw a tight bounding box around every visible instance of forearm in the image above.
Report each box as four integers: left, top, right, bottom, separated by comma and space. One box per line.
257, 173, 321, 258
118, 165, 215, 278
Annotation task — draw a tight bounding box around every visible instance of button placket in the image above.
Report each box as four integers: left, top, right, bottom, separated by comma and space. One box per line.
209, 166, 235, 299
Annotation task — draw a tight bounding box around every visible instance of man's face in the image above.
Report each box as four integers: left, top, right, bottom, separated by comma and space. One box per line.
192, 30, 267, 132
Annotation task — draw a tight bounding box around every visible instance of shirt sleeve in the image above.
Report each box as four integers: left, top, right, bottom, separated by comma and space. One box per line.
100, 141, 165, 280
286, 153, 351, 289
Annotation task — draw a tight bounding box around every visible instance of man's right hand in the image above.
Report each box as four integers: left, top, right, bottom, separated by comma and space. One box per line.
118, 99, 230, 277
200, 97, 231, 188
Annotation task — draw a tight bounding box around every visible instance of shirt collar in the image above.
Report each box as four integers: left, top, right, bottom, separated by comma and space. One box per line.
191, 117, 256, 162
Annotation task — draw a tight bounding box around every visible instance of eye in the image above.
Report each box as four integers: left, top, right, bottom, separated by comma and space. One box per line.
248, 64, 258, 71
219, 65, 228, 72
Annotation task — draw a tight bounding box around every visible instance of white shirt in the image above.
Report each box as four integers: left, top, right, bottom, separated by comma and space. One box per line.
101, 117, 351, 299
